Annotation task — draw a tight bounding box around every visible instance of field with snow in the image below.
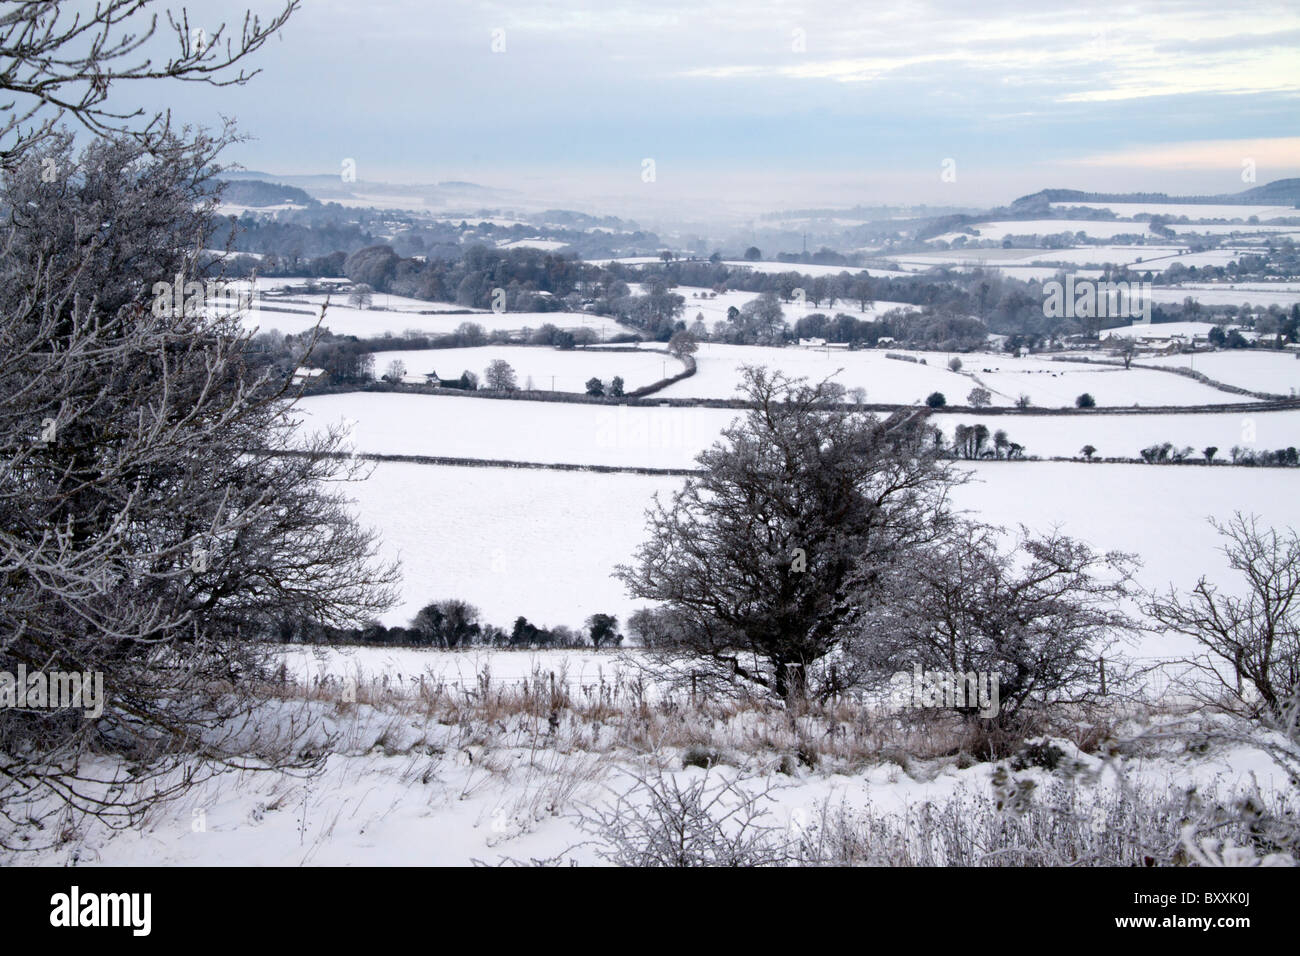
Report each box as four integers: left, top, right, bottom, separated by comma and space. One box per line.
898, 246, 1256, 272
1053, 202, 1298, 221
243, 300, 634, 340
295, 392, 733, 468
296, 391, 1297, 473
369, 345, 681, 393
1101, 321, 1266, 346
1145, 285, 1300, 308
655, 343, 1248, 407
940, 409, 1300, 460
1140, 350, 1300, 395
967, 356, 1253, 407
17, 693, 1287, 866
665, 285, 914, 326
341, 459, 1299, 662
948, 220, 1155, 241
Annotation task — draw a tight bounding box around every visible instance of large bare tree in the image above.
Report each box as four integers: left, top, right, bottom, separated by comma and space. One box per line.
0, 124, 396, 838
618, 366, 958, 702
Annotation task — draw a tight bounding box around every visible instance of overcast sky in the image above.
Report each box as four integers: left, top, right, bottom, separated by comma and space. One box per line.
152, 0, 1300, 208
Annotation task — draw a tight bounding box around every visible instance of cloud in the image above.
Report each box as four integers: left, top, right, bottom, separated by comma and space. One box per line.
1069, 137, 1300, 170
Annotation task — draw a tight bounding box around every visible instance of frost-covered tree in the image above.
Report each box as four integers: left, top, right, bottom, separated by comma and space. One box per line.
0, 1, 296, 165
0, 132, 397, 832
618, 366, 957, 701
349, 283, 374, 309
667, 329, 698, 360
858, 522, 1137, 730
1146, 514, 1300, 718
484, 359, 517, 391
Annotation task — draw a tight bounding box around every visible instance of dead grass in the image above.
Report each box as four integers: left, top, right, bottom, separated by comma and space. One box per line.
260, 664, 1170, 774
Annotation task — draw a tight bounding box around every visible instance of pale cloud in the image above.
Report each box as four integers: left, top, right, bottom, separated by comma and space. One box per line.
1069, 137, 1300, 170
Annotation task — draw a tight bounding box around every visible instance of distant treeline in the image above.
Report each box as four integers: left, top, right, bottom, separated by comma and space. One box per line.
272, 599, 625, 649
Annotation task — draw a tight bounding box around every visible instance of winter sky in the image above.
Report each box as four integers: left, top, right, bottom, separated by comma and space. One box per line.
148, 0, 1299, 207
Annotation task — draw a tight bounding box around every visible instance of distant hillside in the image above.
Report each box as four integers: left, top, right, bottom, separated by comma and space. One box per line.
219, 179, 315, 207
1012, 179, 1300, 209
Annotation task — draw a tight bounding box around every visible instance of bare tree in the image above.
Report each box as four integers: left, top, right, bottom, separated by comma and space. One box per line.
1146, 514, 1300, 717
380, 359, 406, 384
857, 522, 1138, 730
348, 283, 374, 309
484, 359, 517, 391
0, 1, 297, 165
618, 366, 958, 702
0, 133, 397, 837
667, 329, 698, 360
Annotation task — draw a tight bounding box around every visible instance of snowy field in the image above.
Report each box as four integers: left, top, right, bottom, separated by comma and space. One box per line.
899, 247, 1257, 272
1140, 350, 1300, 395
951, 220, 1155, 241
1053, 202, 1298, 221
244, 300, 634, 339
655, 344, 1247, 407
342, 459, 1300, 661
284, 645, 633, 691
295, 393, 1296, 471
602, 257, 882, 278
666, 285, 914, 326
1146, 285, 1300, 308
967, 357, 1253, 407
658, 344, 964, 403
368, 345, 681, 393
294, 393, 734, 468
940, 408, 1300, 459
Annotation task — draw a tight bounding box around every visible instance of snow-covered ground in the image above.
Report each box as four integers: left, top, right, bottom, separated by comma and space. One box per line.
295, 392, 1296, 471
655, 344, 1246, 407
12, 701, 1287, 866
966, 356, 1254, 407
340, 459, 1299, 654
284, 645, 632, 691
294, 393, 733, 467
945, 220, 1156, 241
368, 345, 680, 393
1147, 285, 1300, 308
658, 344, 964, 403
244, 300, 633, 339
1102, 321, 1231, 341
898, 246, 1258, 272
666, 285, 914, 327
1053, 202, 1297, 221
940, 409, 1300, 459
1140, 350, 1300, 395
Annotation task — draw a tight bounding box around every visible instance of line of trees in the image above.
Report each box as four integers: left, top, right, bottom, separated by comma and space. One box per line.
276, 601, 624, 650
